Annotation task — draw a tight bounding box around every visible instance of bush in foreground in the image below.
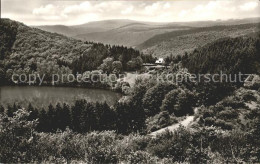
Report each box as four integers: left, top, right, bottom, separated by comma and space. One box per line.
1, 109, 260, 163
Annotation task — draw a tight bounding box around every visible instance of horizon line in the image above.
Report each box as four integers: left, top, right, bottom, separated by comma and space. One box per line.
4, 16, 258, 27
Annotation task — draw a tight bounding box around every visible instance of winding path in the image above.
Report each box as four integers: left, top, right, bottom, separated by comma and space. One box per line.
149, 116, 194, 138
148, 108, 198, 138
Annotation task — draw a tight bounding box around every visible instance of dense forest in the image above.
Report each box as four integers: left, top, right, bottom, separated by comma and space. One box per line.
171, 34, 260, 75
0, 19, 155, 86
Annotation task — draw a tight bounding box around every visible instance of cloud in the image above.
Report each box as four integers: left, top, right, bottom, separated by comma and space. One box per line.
121, 6, 134, 15
63, 2, 92, 15
177, 1, 242, 21
193, 1, 233, 13
240, 2, 258, 11
144, 2, 160, 15
179, 10, 188, 17
32, 4, 56, 15
2, 0, 260, 25
163, 3, 171, 9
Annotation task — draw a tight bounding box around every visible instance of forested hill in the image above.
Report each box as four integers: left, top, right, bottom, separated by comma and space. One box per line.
182, 34, 260, 75
0, 18, 92, 76
0, 19, 148, 85
138, 23, 260, 57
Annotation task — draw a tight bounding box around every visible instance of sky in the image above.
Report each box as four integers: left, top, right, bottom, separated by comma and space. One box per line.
2, 0, 260, 25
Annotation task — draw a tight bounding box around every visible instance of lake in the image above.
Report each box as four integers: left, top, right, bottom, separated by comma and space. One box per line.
0, 86, 122, 108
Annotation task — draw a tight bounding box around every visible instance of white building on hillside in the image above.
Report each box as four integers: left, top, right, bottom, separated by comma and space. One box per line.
155, 58, 164, 64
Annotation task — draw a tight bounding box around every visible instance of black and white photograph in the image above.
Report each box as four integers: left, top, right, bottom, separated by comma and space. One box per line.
0, 0, 260, 163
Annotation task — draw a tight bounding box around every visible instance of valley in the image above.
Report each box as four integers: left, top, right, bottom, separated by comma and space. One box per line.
36, 17, 260, 57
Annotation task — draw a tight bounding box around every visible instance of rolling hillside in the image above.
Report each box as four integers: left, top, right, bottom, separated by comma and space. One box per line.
164, 17, 260, 27
137, 23, 260, 57
74, 24, 190, 47
36, 19, 141, 37
0, 19, 145, 85
37, 19, 191, 47
36, 17, 260, 49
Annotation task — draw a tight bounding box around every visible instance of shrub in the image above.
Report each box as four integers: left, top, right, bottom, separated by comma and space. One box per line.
161, 88, 195, 116
147, 126, 200, 162
221, 96, 246, 109
217, 108, 239, 120
202, 110, 214, 119
214, 119, 233, 130
125, 151, 158, 164
115, 134, 148, 158
146, 111, 177, 133
186, 147, 209, 164
242, 92, 257, 102
36, 129, 84, 162
142, 83, 176, 116
35, 131, 120, 163
0, 109, 38, 163
82, 131, 118, 163
204, 117, 215, 126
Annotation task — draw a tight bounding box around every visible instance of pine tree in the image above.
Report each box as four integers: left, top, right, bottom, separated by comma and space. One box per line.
47, 104, 55, 132
61, 103, 71, 130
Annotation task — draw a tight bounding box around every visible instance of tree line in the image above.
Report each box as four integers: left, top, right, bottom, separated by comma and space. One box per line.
1, 100, 145, 134
173, 34, 260, 75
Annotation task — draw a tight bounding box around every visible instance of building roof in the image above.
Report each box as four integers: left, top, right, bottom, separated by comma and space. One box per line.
155, 58, 164, 64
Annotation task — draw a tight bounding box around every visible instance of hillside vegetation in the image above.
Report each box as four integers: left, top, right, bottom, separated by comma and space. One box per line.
1, 69, 260, 163
0, 19, 150, 85
181, 34, 260, 74
74, 25, 190, 47
138, 23, 260, 57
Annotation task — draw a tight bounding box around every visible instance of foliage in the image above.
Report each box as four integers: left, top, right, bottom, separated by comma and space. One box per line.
0, 19, 147, 86
142, 83, 176, 116
182, 35, 260, 75
112, 61, 123, 75
0, 108, 260, 163
145, 111, 178, 133
196, 88, 259, 131
161, 88, 195, 116
195, 79, 235, 106
114, 101, 146, 134
0, 109, 38, 163
0, 19, 18, 60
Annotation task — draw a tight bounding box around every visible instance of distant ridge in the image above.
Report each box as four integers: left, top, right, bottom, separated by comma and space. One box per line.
137, 23, 260, 57
34, 17, 260, 55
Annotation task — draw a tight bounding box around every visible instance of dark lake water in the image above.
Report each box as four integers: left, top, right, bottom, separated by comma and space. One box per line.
0, 86, 122, 108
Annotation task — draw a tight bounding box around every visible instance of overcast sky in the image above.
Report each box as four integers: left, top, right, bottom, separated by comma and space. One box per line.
2, 0, 260, 25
